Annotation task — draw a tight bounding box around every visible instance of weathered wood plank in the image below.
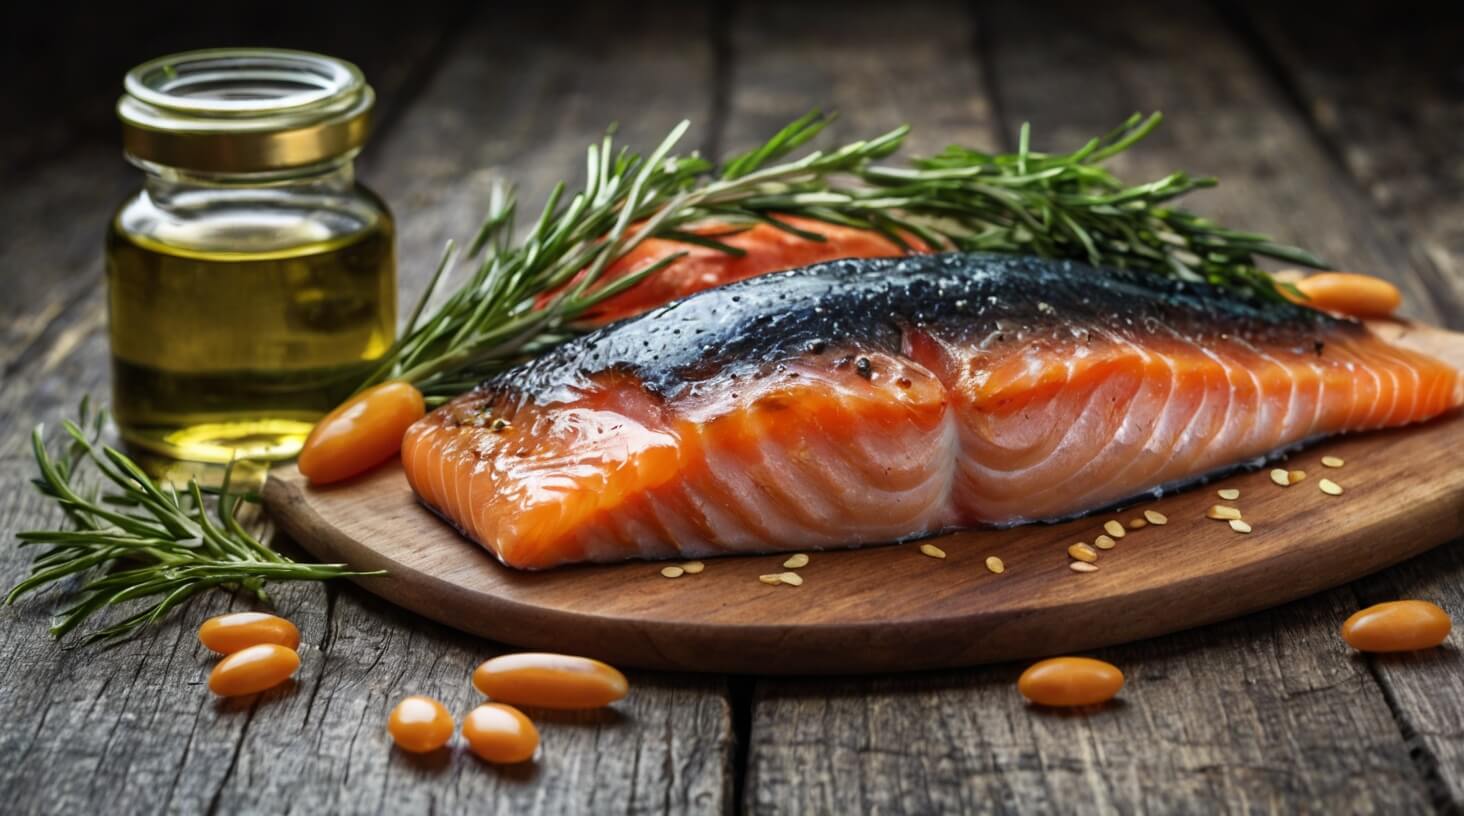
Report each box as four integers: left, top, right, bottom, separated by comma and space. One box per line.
0, 4, 734, 813
1237, 0, 1464, 328
737, 1, 1434, 811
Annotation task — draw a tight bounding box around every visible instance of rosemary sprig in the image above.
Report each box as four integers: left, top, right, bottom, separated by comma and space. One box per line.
364, 111, 1325, 400
8, 399, 380, 643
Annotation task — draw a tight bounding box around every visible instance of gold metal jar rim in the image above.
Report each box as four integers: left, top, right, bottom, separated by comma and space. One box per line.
117, 48, 375, 173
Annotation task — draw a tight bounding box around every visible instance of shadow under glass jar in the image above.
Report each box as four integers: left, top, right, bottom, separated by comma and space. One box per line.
109, 49, 396, 463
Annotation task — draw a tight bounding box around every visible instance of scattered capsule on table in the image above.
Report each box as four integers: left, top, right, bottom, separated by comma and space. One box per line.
208, 643, 300, 697
461, 703, 539, 764
198, 612, 300, 655
1017, 656, 1124, 707
1341, 600, 1451, 653
387, 695, 455, 753
472, 653, 628, 709
298, 381, 427, 485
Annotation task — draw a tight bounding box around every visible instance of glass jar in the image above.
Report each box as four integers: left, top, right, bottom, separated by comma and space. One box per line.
109, 48, 396, 463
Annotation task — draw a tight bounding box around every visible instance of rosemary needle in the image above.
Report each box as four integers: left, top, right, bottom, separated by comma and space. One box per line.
362, 111, 1325, 400
9, 399, 380, 643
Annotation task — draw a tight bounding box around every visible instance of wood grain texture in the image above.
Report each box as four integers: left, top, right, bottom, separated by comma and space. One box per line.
0, 5, 734, 814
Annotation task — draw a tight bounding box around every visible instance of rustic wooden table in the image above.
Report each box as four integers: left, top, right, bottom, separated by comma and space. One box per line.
3, 2, 1462, 812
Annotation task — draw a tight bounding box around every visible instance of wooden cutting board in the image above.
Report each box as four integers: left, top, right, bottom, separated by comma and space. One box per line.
263, 321, 1464, 674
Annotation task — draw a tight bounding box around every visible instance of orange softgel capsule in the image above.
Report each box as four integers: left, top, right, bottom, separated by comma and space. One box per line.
208, 643, 300, 697
461, 703, 539, 764
1341, 600, 1452, 653
1291, 272, 1402, 319
298, 381, 426, 484
472, 653, 629, 709
387, 695, 455, 753
198, 612, 300, 655
1017, 656, 1124, 707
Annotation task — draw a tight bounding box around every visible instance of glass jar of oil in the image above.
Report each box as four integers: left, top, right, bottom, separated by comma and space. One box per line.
110, 49, 395, 462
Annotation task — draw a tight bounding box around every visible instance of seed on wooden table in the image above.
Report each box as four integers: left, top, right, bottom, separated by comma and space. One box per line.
660, 566, 684, 579
1217, 488, 1241, 501
1288, 469, 1307, 484
782, 553, 809, 569
1319, 478, 1343, 496
1270, 468, 1290, 487
1322, 456, 1345, 468
1069, 561, 1099, 573
1103, 520, 1126, 539
758, 574, 783, 585
1128, 518, 1147, 530
985, 556, 1005, 574
682, 561, 705, 574
1229, 519, 1252, 534
779, 572, 804, 586
919, 543, 946, 560
1068, 543, 1099, 563
1207, 504, 1242, 521
1094, 534, 1117, 550
1143, 510, 1168, 526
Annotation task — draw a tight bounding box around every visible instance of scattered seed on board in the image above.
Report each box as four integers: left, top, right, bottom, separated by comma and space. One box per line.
1094, 534, 1117, 550
985, 556, 1005, 574
1218, 488, 1241, 501
660, 566, 685, 579
682, 561, 705, 574
1229, 519, 1253, 534
1322, 456, 1345, 468
1270, 468, 1290, 487
1068, 543, 1099, 563
782, 553, 810, 569
1319, 478, 1344, 496
919, 543, 947, 560
779, 572, 804, 586
1207, 504, 1243, 521
1103, 520, 1127, 539
758, 574, 783, 585
1069, 561, 1099, 573
1144, 510, 1168, 526
1128, 518, 1148, 530
1288, 469, 1307, 484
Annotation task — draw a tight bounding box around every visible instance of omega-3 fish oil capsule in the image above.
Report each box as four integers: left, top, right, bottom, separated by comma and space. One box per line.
1341, 600, 1451, 652
473, 653, 629, 709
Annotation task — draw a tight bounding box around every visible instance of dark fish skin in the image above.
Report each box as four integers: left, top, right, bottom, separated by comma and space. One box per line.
479, 252, 1358, 406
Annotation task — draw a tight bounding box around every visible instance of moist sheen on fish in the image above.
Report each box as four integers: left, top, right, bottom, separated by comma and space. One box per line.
402, 253, 1464, 569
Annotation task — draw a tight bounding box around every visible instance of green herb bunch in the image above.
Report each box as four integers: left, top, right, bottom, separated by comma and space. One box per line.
9, 400, 378, 642
365, 111, 1324, 400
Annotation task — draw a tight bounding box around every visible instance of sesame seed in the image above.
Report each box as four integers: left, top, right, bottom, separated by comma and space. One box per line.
779, 572, 805, 586
985, 556, 1005, 574
1288, 469, 1307, 484
1207, 504, 1243, 521
682, 561, 705, 574
1229, 519, 1252, 534
1270, 468, 1290, 487
1103, 520, 1127, 539
919, 543, 947, 559
1144, 510, 1168, 526
1319, 478, 1343, 496
758, 574, 783, 585
1128, 518, 1148, 530
1322, 456, 1345, 468
1094, 534, 1117, 550
1069, 561, 1099, 573
660, 566, 685, 579
782, 553, 810, 569
1218, 488, 1241, 501
1068, 543, 1099, 563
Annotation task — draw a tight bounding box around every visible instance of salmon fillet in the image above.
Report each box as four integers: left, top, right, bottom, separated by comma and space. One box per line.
403, 253, 1463, 569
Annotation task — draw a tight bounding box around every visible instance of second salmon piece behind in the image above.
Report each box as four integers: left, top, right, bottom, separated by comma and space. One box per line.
403, 253, 1463, 569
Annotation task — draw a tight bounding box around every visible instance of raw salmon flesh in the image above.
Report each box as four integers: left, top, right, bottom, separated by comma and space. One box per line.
403, 253, 1463, 569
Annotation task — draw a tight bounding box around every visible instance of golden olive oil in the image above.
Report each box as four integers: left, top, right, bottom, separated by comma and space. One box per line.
106, 217, 395, 462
